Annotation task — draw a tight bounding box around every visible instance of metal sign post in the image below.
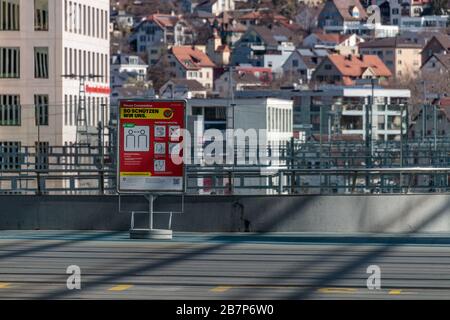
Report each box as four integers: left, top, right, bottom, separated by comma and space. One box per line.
117, 100, 187, 240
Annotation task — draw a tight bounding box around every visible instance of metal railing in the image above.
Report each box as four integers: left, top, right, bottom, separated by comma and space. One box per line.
2, 139, 450, 195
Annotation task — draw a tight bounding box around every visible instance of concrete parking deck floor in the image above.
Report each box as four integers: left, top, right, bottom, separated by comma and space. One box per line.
0, 231, 450, 299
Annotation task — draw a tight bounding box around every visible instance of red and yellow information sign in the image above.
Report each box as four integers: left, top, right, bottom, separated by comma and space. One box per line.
117, 100, 186, 193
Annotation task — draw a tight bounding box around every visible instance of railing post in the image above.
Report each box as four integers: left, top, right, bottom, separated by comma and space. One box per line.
278, 171, 283, 194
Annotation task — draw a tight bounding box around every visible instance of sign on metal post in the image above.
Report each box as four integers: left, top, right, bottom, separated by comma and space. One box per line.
117, 100, 186, 194
117, 100, 186, 240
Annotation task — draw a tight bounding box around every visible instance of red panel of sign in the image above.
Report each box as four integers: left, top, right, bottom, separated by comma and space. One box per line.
117, 100, 186, 193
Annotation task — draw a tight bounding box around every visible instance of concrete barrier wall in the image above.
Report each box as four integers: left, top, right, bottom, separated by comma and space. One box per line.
1, 194, 450, 233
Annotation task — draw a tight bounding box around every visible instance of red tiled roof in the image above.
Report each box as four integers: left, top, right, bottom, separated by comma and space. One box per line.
327, 54, 392, 78
145, 14, 178, 28
238, 11, 290, 23
171, 46, 216, 70
313, 33, 351, 44
439, 97, 450, 107
332, 0, 368, 21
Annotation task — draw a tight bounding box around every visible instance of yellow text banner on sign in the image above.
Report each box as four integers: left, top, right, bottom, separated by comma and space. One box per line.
120, 108, 174, 120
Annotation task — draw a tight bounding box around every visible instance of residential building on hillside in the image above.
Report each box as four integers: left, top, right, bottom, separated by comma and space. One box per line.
323, 22, 399, 38
312, 54, 392, 85
359, 36, 426, 79
318, 0, 400, 38
166, 46, 216, 90
421, 34, 450, 65
388, 0, 432, 25
159, 79, 207, 99
214, 68, 263, 97
399, 15, 449, 32
110, 54, 149, 110
112, 10, 135, 30
215, 13, 248, 47
281, 48, 329, 83
302, 33, 364, 55
195, 0, 235, 16
318, 0, 368, 29
421, 53, 450, 75
111, 53, 148, 84
130, 13, 193, 53
237, 10, 291, 27
206, 30, 231, 66
230, 25, 296, 67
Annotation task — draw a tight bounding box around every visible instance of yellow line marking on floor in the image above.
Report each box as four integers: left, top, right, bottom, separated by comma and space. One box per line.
108, 284, 133, 291
0, 283, 12, 289
389, 289, 402, 295
317, 287, 358, 294
211, 286, 232, 293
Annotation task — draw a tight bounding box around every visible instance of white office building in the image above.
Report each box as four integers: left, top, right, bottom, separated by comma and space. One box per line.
187, 98, 294, 195
0, 0, 110, 152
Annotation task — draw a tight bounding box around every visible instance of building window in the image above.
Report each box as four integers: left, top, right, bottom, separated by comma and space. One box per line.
0, 0, 19, 31
100, 9, 104, 39
87, 6, 91, 36
0, 47, 19, 78
0, 94, 20, 126
83, 5, 86, 35
35, 141, 49, 171
0, 141, 21, 170
34, 0, 48, 31
69, 95, 72, 126
64, 94, 68, 126
34, 47, 49, 78
96, 8, 99, 38
35, 94, 48, 126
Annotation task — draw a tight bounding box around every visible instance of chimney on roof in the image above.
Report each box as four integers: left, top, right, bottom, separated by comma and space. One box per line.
171, 10, 175, 16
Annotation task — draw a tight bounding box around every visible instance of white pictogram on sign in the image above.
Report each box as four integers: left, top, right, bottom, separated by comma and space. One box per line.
169, 126, 181, 140
124, 126, 150, 152
154, 160, 166, 172
154, 143, 166, 155
155, 126, 166, 138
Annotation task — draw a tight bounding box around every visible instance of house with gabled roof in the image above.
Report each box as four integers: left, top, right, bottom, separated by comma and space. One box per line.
312, 54, 392, 85
422, 34, 450, 65
159, 79, 208, 99
230, 25, 297, 67
318, 0, 368, 29
282, 48, 330, 83
422, 53, 450, 75
166, 46, 216, 90
130, 13, 193, 53
359, 36, 426, 79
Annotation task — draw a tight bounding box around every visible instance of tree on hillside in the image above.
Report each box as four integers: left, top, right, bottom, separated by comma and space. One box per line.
148, 47, 172, 90
429, 0, 449, 15
391, 70, 450, 114
295, 4, 322, 33
271, 0, 300, 19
